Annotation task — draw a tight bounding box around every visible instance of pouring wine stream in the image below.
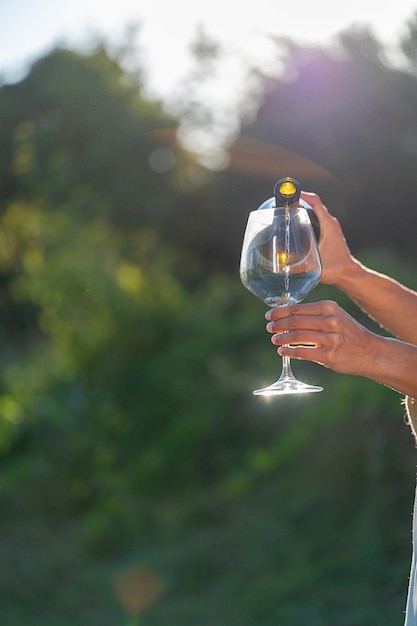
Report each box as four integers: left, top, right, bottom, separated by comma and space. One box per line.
272, 190, 298, 389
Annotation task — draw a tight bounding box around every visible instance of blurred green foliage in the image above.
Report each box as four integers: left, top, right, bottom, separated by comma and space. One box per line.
0, 28, 417, 626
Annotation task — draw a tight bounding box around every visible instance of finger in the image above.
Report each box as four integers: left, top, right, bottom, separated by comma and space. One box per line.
278, 344, 326, 365
300, 191, 330, 219
265, 302, 317, 321
265, 300, 338, 322
267, 313, 331, 334
270, 328, 325, 347
301, 191, 342, 245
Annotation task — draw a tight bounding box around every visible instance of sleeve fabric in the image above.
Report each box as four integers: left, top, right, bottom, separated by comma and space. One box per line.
406, 397, 417, 443
404, 397, 417, 626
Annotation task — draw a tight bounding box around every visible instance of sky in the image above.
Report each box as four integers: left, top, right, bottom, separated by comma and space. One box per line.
2, 0, 417, 100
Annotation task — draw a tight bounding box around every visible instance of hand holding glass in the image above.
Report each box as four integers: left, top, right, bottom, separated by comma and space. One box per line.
240, 205, 323, 395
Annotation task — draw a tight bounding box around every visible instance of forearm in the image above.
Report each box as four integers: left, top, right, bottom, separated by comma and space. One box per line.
366, 335, 417, 397
333, 259, 417, 345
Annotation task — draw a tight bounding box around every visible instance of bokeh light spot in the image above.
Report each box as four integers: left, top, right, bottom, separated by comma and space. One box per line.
113, 566, 164, 615
148, 148, 176, 173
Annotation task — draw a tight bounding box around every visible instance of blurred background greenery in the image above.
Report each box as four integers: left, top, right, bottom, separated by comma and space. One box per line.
2, 10, 417, 626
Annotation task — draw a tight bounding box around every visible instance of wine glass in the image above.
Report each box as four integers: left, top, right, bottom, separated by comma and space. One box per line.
240, 180, 323, 395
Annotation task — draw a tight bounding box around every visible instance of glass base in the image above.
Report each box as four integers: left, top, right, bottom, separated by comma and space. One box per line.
253, 378, 323, 396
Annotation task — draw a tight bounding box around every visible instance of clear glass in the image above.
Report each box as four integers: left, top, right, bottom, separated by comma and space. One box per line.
240, 206, 323, 395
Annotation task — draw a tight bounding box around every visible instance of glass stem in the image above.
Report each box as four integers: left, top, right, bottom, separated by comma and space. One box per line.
281, 355, 294, 380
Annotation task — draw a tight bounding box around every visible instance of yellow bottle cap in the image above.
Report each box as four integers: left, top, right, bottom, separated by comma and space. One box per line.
279, 181, 297, 197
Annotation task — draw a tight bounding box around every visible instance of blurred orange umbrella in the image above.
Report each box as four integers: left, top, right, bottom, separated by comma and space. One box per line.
151, 128, 334, 182
227, 135, 334, 182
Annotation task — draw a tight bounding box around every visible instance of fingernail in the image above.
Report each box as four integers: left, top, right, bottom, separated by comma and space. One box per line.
265, 311, 272, 320
266, 322, 274, 332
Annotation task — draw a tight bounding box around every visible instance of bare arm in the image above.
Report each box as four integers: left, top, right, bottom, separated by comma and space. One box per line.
302, 192, 417, 345
331, 261, 417, 345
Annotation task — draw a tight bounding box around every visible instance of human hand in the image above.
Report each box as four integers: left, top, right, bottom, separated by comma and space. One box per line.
265, 300, 380, 377
301, 191, 357, 286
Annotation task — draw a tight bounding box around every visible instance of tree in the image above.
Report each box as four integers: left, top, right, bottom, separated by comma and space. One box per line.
401, 11, 417, 74
226, 28, 417, 260
0, 45, 189, 230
